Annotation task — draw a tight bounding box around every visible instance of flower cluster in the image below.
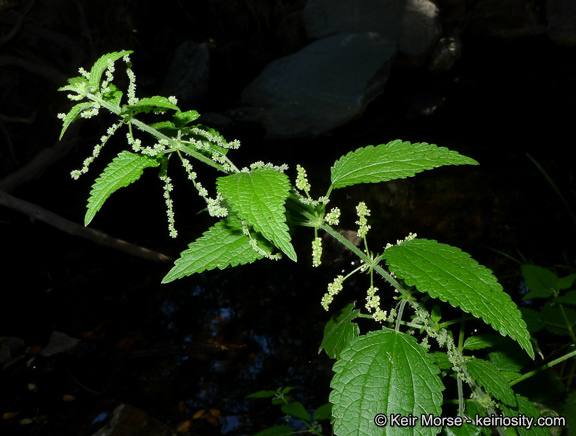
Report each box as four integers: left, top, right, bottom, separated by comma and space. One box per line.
70, 121, 123, 180
385, 232, 418, 250
355, 202, 371, 238
321, 275, 344, 310
295, 164, 311, 194
365, 286, 387, 322
312, 237, 322, 267
159, 169, 177, 238
325, 207, 340, 226
242, 221, 281, 260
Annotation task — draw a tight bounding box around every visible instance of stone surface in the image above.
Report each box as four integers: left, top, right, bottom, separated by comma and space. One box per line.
91, 404, 179, 436
40, 331, 80, 357
0, 337, 24, 366
160, 41, 210, 108
303, 0, 441, 64
240, 32, 395, 138
547, 0, 576, 46
427, 35, 463, 71
467, 0, 546, 39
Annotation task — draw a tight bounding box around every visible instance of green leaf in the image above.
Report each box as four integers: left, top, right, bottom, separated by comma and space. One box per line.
122, 96, 180, 115
488, 344, 532, 373
499, 371, 521, 383
217, 168, 296, 261
521, 264, 558, 299
443, 422, 481, 436
558, 273, 576, 290
313, 403, 332, 421
330, 140, 478, 189
85, 151, 160, 226
330, 329, 444, 436
246, 390, 277, 399
281, 402, 310, 422
431, 304, 442, 323
173, 109, 200, 127
500, 395, 550, 436
149, 120, 176, 131
319, 303, 360, 359
58, 75, 89, 93
564, 390, 576, 436
554, 289, 576, 305
519, 308, 544, 333
465, 358, 516, 407
59, 102, 95, 140
103, 84, 123, 108
463, 334, 506, 351
254, 426, 294, 436
541, 301, 576, 336
465, 402, 489, 436
384, 239, 534, 359
429, 351, 452, 370
162, 214, 274, 283
88, 50, 133, 89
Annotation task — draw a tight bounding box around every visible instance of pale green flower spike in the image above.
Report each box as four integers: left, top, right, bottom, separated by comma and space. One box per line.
124, 55, 138, 105
365, 286, 387, 323
325, 207, 341, 226
385, 232, 418, 250
355, 201, 371, 238
242, 220, 282, 261
312, 237, 322, 267
100, 59, 115, 93
249, 161, 289, 172
322, 275, 345, 310
159, 168, 177, 238
296, 164, 311, 194
206, 193, 228, 218
70, 121, 123, 180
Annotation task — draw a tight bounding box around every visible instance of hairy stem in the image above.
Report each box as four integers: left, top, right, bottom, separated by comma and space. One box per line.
510, 349, 576, 387
85, 93, 238, 174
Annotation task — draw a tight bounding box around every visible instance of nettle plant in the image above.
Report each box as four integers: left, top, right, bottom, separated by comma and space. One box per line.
58, 51, 570, 435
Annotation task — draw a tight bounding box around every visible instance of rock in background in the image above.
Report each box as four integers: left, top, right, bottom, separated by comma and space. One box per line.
160, 41, 211, 109
240, 32, 396, 139
237, 0, 441, 139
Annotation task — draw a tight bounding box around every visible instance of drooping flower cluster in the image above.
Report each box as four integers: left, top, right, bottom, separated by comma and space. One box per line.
355, 202, 371, 238
384, 232, 418, 250
322, 275, 345, 310
365, 286, 387, 323
295, 164, 311, 194
325, 207, 340, 226
312, 237, 322, 267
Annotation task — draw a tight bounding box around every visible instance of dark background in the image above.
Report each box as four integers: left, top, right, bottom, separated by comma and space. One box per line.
1, 0, 575, 435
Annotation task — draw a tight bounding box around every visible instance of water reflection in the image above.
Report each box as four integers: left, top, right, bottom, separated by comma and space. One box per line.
102, 257, 336, 434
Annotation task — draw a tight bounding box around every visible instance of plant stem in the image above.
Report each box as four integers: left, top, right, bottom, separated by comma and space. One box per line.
395, 299, 408, 332
86, 92, 238, 174
311, 216, 412, 298
510, 349, 576, 387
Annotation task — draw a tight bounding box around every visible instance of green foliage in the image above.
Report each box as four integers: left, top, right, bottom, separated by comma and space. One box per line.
519, 264, 576, 340
59, 52, 575, 436
384, 239, 533, 358
246, 387, 330, 435
217, 167, 296, 261
85, 151, 160, 226
162, 214, 274, 283
318, 303, 360, 359
331, 329, 444, 436
465, 358, 516, 407
329, 140, 478, 190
